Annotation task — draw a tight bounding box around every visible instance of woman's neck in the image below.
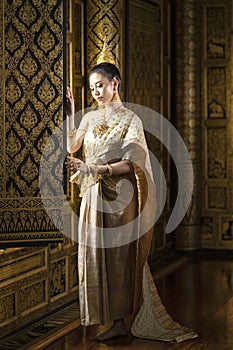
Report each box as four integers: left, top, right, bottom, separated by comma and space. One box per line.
105, 99, 122, 114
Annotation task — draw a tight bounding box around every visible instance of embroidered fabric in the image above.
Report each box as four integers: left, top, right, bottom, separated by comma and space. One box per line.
131, 263, 198, 343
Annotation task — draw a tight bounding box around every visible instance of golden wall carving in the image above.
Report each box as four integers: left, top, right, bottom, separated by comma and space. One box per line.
174, 0, 201, 250
207, 7, 226, 59
0, 245, 78, 338
128, 0, 161, 110
0, 0, 80, 340
0, 2, 4, 195
201, 0, 233, 248
207, 67, 226, 118
0, 0, 64, 245
86, 0, 124, 105
127, 0, 171, 254
207, 128, 226, 179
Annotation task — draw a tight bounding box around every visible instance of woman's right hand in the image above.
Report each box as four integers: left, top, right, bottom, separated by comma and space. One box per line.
67, 156, 88, 174
66, 87, 75, 118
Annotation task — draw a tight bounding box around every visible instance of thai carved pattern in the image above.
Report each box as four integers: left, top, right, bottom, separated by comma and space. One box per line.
207, 128, 226, 179
0, 248, 46, 284
0, 2, 4, 194
182, 183, 198, 225
201, 216, 214, 240
127, 0, 173, 254
69, 252, 78, 290
0, 246, 79, 338
221, 217, 233, 241
0, 198, 63, 244
73, 1, 82, 76
49, 258, 66, 298
174, 0, 201, 250
4, 0, 63, 196
20, 279, 46, 314
207, 7, 226, 59
202, 1, 233, 247
86, 0, 123, 105
207, 67, 226, 118
128, 28, 160, 110
208, 187, 227, 209
0, 293, 16, 323
0, 0, 64, 243
128, 1, 160, 110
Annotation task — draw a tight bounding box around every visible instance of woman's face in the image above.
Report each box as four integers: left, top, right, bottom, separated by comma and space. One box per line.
89, 72, 115, 105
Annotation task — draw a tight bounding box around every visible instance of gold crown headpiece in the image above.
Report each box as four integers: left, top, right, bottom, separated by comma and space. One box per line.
96, 37, 119, 67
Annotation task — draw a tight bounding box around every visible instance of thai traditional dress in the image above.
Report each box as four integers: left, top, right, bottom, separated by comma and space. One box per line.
71, 105, 198, 343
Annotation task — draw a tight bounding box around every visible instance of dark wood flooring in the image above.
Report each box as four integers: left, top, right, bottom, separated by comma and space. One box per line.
43, 254, 233, 350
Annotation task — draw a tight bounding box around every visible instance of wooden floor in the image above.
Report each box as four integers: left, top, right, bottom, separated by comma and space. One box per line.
43, 254, 233, 350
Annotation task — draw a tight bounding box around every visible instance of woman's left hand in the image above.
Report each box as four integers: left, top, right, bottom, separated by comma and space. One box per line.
67, 156, 88, 174
66, 87, 75, 118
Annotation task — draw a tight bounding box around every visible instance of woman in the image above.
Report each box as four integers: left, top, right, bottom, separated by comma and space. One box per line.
66, 62, 198, 342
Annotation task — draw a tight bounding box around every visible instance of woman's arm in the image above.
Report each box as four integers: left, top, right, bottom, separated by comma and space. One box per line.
66, 87, 88, 153
97, 160, 131, 176
67, 158, 131, 176
67, 129, 85, 154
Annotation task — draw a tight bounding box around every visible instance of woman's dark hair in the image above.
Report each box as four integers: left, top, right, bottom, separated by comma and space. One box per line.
89, 62, 121, 92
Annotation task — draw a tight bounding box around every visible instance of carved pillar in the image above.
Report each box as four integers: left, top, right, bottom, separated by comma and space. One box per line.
85, 0, 125, 105
174, 0, 201, 250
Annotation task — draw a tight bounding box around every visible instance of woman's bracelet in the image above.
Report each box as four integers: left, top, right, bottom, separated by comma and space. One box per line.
106, 164, 113, 176
85, 164, 113, 177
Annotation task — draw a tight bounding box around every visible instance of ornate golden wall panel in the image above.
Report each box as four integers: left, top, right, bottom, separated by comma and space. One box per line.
86, 0, 124, 105
127, 0, 172, 255
0, 2, 4, 196
0, 248, 46, 287
174, 0, 201, 250
128, 0, 161, 109
0, 244, 78, 338
0, 0, 64, 245
201, 0, 233, 248
0, 0, 80, 340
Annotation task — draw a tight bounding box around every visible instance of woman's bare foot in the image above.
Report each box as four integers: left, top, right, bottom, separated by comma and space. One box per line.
95, 320, 128, 341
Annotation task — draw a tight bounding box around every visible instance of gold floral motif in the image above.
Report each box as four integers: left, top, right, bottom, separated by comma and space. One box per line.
20, 281, 46, 313
20, 157, 38, 183
93, 122, 109, 137
19, 51, 39, 79
36, 129, 52, 153
0, 294, 15, 322
86, 0, 122, 105
50, 259, 66, 297
6, 130, 22, 157
36, 23, 56, 53
18, 0, 38, 26
5, 24, 22, 52
37, 77, 56, 105
54, 3, 63, 24
20, 104, 38, 131
6, 77, 22, 104
208, 128, 226, 179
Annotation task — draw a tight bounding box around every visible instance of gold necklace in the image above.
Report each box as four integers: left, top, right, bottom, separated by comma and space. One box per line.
93, 105, 124, 138
93, 122, 109, 137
